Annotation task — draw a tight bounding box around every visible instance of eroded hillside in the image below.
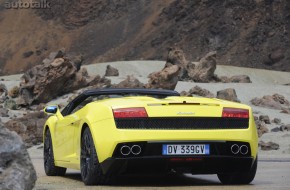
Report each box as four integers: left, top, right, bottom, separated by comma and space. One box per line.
0, 0, 289, 75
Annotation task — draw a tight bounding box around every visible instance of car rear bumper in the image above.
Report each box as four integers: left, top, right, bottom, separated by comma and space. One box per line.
99, 140, 255, 175
100, 156, 255, 175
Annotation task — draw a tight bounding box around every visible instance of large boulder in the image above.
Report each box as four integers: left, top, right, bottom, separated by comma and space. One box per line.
146, 65, 180, 90
164, 47, 189, 79
5, 112, 47, 147
259, 141, 279, 151
87, 75, 112, 89
0, 123, 37, 190
105, 65, 119, 76
188, 86, 215, 98
17, 50, 102, 105
251, 93, 290, 110
216, 88, 240, 102
187, 51, 217, 82
115, 75, 144, 88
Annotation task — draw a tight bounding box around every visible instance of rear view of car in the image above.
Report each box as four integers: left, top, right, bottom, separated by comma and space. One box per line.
43, 89, 258, 185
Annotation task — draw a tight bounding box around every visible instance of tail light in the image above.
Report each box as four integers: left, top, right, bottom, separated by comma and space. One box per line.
222, 108, 249, 118
113, 107, 148, 118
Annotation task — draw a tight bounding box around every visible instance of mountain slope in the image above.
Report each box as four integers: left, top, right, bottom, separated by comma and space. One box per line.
0, 0, 289, 75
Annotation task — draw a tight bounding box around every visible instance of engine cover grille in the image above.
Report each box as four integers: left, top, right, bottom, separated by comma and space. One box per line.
115, 117, 249, 130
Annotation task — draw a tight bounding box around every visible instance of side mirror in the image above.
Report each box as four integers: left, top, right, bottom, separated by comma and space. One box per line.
44, 106, 58, 114
44, 105, 63, 119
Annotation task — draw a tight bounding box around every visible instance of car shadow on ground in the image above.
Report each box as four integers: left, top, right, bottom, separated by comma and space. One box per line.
61, 172, 222, 186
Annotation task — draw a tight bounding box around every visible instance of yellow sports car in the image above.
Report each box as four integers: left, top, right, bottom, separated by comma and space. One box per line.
43, 88, 258, 185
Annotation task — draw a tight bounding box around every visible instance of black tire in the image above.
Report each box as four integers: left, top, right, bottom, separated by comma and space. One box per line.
217, 156, 258, 185
44, 129, 67, 176
80, 127, 111, 185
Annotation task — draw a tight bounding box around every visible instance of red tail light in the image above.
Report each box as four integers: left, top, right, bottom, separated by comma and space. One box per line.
222, 108, 249, 118
113, 107, 148, 118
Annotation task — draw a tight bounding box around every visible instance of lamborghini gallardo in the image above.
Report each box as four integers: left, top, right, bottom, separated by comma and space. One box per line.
43, 88, 258, 185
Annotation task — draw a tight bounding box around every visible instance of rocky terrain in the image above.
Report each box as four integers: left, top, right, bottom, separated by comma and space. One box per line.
0, 47, 289, 189
0, 48, 289, 153
1, 1, 290, 189
1, 0, 290, 75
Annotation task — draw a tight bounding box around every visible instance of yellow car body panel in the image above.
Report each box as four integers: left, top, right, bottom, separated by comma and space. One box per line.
43, 90, 258, 174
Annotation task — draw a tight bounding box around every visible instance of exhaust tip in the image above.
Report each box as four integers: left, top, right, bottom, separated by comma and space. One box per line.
120, 145, 131, 156
231, 144, 240, 154
240, 145, 249, 155
131, 145, 141, 155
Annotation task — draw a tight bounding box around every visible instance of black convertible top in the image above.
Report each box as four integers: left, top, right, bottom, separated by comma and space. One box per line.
61, 88, 180, 116
82, 88, 180, 97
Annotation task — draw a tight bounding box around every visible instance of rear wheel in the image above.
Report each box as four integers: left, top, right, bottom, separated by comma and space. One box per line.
44, 129, 66, 176
217, 156, 258, 185
80, 127, 111, 185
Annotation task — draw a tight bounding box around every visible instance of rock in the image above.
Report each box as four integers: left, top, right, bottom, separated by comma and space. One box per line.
216, 88, 240, 102
164, 47, 189, 79
4, 112, 47, 147
18, 50, 103, 105
0, 108, 9, 117
271, 127, 280, 132
259, 141, 279, 151
4, 99, 17, 110
22, 51, 34, 58
36, 103, 46, 111
188, 51, 217, 82
281, 108, 290, 114
255, 120, 269, 137
280, 124, 290, 132
8, 86, 20, 98
259, 115, 271, 124
219, 75, 251, 83
250, 93, 290, 110
180, 91, 191, 97
48, 49, 65, 60
272, 93, 290, 105
87, 75, 111, 89
0, 83, 7, 96
272, 118, 281, 124
105, 65, 119, 76
146, 65, 180, 90
115, 75, 144, 88
50, 58, 65, 67
188, 86, 215, 98
0, 123, 37, 190
228, 75, 252, 83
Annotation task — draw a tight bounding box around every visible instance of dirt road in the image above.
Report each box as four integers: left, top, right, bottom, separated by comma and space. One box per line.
29, 146, 290, 190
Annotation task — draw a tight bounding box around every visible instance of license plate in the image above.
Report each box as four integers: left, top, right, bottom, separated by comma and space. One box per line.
162, 144, 210, 155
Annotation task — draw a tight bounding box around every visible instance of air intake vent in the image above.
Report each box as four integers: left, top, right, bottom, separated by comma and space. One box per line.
115, 117, 249, 130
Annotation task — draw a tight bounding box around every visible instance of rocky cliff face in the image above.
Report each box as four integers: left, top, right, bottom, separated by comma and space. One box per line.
0, 0, 289, 75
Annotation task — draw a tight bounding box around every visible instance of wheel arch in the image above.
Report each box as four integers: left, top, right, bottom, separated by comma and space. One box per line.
80, 122, 101, 161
